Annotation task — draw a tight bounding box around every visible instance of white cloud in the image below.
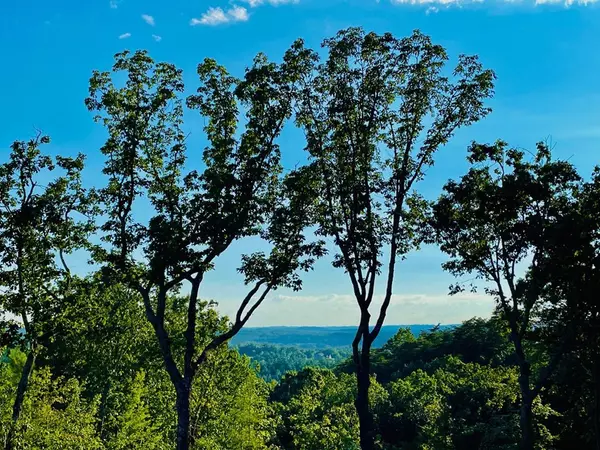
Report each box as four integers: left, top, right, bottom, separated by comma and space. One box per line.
242, 0, 299, 6
119, 32, 131, 39
391, 0, 478, 4
215, 291, 496, 327
141, 14, 155, 26
152, 34, 162, 42
535, 0, 598, 4
191, 7, 228, 25
391, 0, 597, 6
109, 0, 119, 8
191, 0, 297, 26
228, 5, 250, 21
190, 6, 249, 26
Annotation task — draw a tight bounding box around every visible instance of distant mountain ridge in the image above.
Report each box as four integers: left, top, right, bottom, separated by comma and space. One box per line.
230, 324, 456, 349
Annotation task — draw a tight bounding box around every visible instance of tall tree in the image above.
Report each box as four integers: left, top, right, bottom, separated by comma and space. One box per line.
291, 27, 495, 449
540, 167, 600, 449
431, 141, 581, 449
86, 50, 323, 450
0, 135, 95, 450
573, 171, 600, 450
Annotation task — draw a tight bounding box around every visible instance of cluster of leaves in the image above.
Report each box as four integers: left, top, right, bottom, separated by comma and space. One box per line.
270, 367, 370, 450
0, 321, 22, 349
0, 350, 102, 450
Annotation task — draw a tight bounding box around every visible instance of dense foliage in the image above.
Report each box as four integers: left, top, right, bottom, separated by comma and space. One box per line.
1, 26, 600, 450
3, 309, 600, 448
237, 343, 352, 382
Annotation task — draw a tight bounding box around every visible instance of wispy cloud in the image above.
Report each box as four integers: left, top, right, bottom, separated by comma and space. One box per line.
141, 14, 155, 26
216, 291, 496, 327
535, 0, 598, 4
119, 32, 131, 39
390, 0, 598, 6
191, 7, 228, 25
229, 5, 250, 21
190, 6, 249, 26
109, 0, 119, 8
191, 0, 297, 26
242, 0, 299, 6
390, 0, 485, 6
152, 34, 162, 42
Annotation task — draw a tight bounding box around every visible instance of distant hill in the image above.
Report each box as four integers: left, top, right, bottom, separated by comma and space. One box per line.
230, 324, 455, 349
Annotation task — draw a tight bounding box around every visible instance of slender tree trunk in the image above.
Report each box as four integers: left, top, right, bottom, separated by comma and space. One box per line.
519, 399, 534, 450
146, 291, 191, 450
517, 360, 534, 450
593, 357, 600, 450
175, 380, 192, 450
510, 328, 535, 450
355, 340, 374, 450
97, 382, 111, 440
5, 349, 36, 450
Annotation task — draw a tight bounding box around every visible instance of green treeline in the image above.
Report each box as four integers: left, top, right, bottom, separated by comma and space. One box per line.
237, 344, 352, 382
1, 26, 600, 450
230, 326, 453, 349
2, 314, 597, 448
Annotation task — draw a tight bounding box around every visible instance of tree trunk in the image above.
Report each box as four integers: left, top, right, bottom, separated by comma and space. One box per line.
517, 360, 534, 450
593, 357, 600, 450
355, 343, 374, 450
519, 399, 534, 450
175, 381, 191, 450
97, 382, 111, 440
5, 350, 36, 450
511, 330, 535, 450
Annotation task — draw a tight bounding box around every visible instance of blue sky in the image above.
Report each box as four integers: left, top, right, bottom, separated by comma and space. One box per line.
1, 0, 600, 326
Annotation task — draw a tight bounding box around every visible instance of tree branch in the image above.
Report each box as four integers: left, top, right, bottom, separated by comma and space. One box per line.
184, 274, 202, 378
193, 283, 272, 372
